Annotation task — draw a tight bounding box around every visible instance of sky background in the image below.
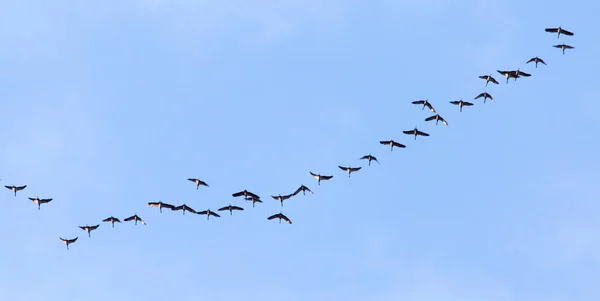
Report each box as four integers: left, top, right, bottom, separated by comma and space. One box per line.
1, 1, 599, 300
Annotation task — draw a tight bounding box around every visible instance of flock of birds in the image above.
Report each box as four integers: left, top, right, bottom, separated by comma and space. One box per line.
2, 26, 576, 250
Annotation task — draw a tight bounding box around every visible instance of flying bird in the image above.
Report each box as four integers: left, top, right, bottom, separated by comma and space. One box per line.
513, 69, 531, 81
526, 57, 546, 68
197, 209, 220, 220
172, 204, 197, 215
245, 196, 263, 207
310, 172, 333, 186
497, 70, 519, 83
403, 127, 429, 140
5, 185, 26, 197
474, 92, 494, 103
545, 26, 574, 38
148, 201, 175, 213
232, 190, 260, 200
359, 154, 379, 166
28, 196, 52, 210
218, 204, 244, 215
102, 216, 121, 228
271, 194, 293, 207
187, 178, 209, 190
292, 185, 313, 196
79, 225, 100, 238
124, 214, 146, 225
411, 99, 436, 113
425, 114, 448, 126
553, 44, 574, 55
379, 140, 406, 151
449, 99, 474, 112
478, 74, 499, 86
268, 212, 292, 224
338, 165, 361, 178
59, 237, 78, 250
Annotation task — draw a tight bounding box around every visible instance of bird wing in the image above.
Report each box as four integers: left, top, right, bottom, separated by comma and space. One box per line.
338, 166, 348, 171
441, 118, 449, 126
417, 130, 430, 136
209, 211, 220, 217
526, 58, 535, 63
474, 93, 484, 99
187, 178, 197, 182
28, 197, 36, 201
402, 130, 412, 135
350, 167, 361, 172
280, 214, 292, 224
231, 206, 244, 211
411, 100, 424, 105
90, 225, 100, 230
486, 93, 494, 100
124, 216, 135, 221
4, 185, 11, 190
102, 217, 113, 222
425, 115, 437, 121
172, 205, 183, 211
197, 180, 209, 187
463, 102, 474, 106
68, 237, 78, 243
218, 206, 229, 211
16, 185, 26, 190
184, 206, 197, 214
267, 214, 280, 220
282, 194, 293, 200
539, 58, 547, 65
545, 27, 558, 33
562, 29, 574, 36
232, 191, 245, 197
449, 101, 459, 105
321, 175, 333, 180
148, 202, 159, 207
359, 155, 369, 160
425, 103, 436, 112
519, 71, 531, 77
197, 210, 208, 215
392, 141, 406, 148
79, 226, 86, 230
162, 203, 175, 209
489, 77, 499, 84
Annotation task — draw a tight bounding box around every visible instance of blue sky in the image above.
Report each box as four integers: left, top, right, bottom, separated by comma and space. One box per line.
1, 0, 599, 300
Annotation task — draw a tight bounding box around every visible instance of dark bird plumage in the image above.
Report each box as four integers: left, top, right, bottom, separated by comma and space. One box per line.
379, 140, 406, 151
172, 204, 197, 215
232, 190, 260, 200
449, 99, 474, 112
148, 201, 175, 213
271, 194, 293, 207
513, 69, 531, 81
102, 216, 121, 228
402, 127, 430, 140
338, 165, 362, 178
497, 70, 519, 83
526, 57, 546, 68
478, 75, 499, 86
310, 172, 333, 186
474, 92, 494, 104
245, 196, 263, 207
79, 225, 100, 238
5, 185, 26, 197
197, 209, 220, 220
425, 114, 448, 126
359, 154, 379, 166
267, 212, 292, 224
218, 204, 244, 215
292, 185, 313, 196
124, 214, 146, 225
411, 99, 436, 113
187, 178, 209, 190
553, 43, 574, 55
59, 237, 78, 250
28, 196, 52, 210
545, 27, 574, 38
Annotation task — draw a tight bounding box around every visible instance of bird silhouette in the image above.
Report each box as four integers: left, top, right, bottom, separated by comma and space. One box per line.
148, 201, 175, 213
425, 114, 448, 126
245, 196, 263, 207
379, 140, 406, 151
411, 99, 436, 113
79, 225, 100, 238
5, 185, 26, 197
474, 92, 494, 104
267, 212, 292, 224
292, 185, 313, 196
478, 74, 499, 86
338, 165, 362, 178
187, 178, 209, 190
102, 216, 121, 228
526, 57, 546, 68
403, 127, 430, 140
310, 172, 333, 186
449, 99, 474, 112
124, 214, 146, 225
359, 154, 379, 166
545, 26, 574, 38
28, 196, 52, 210
197, 209, 220, 220
59, 237, 78, 250
553, 44, 574, 55
271, 194, 293, 207
172, 204, 197, 215
218, 204, 244, 215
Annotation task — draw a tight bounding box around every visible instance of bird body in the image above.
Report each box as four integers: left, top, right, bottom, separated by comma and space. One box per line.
449, 99, 473, 112
402, 127, 429, 140
310, 172, 333, 186
425, 114, 448, 126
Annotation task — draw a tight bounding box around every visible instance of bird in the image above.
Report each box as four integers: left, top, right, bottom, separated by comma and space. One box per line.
79, 225, 100, 238
245, 196, 263, 207
218, 204, 244, 215
474, 92, 494, 104
232, 189, 260, 200
403, 127, 430, 140
102, 216, 121, 228
478, 74, 499, 86
5, 185, 26, 197
268, 212, 292, 224
526, 57, 546, 68
271, 194, 293, 207
338, 165, 362, 178
553, 44, 574, 55
148, 201, 175, 213
187, 178, 209, 190
124, 214, 146, 225
28, 196, 52, 210
172, 204, 197, 215
545, 26, 574, 38
425, 114, 448, 126
59, 237, 78, 250
359, 154, 379, 166
513, 69, 531, 81
411, 99, 436, 113
197, 209, 220, 220
292, 185, 313, 196
310, 172, 333, 186
497, 70, 519, 83
379, 140, 406, 151
449, 99, 474, 112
